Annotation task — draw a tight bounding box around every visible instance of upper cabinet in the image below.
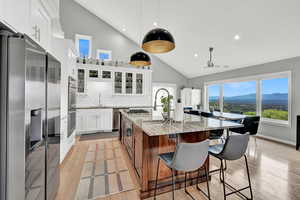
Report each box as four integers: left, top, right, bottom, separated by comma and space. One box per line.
30, 0, 52, 50
114, 72, 123, 94
1, 0, 63, 52
113, 71, 146, 96
125, 72, 133, 94
76, 64, 151, 96
136, 73, 143, 95
1, 0, 30, 33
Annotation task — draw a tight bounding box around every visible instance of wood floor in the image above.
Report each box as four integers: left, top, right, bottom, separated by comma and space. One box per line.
55, 135, 300, 200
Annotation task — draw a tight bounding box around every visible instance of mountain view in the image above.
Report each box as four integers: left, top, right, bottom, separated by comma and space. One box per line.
209, 93, 288, 120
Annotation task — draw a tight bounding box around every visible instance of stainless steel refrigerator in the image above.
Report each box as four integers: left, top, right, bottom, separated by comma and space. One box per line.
0, 22, 60, 200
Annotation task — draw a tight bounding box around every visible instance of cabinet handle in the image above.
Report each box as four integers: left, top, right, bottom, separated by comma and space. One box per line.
37, 28, 41, 42
32, 25, 38, 40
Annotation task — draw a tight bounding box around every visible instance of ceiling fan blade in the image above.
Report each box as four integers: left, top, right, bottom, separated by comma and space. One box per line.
214, 65, 222, 68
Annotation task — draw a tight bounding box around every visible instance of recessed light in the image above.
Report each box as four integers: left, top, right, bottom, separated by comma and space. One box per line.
153, 22, 158, 27
122, 27, 126, 32
194, 53, 199, 58
234, 34, 240, 40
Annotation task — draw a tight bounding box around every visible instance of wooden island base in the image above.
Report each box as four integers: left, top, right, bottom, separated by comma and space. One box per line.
120, 115, 210, 199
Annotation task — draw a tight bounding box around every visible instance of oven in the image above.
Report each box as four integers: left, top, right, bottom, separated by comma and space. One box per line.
68, 77, 77, 137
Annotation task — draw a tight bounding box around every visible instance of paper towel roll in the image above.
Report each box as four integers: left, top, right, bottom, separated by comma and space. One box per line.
174, 103, 184, 122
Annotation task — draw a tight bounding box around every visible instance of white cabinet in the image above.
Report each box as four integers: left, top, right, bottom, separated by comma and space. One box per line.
113, 70, 147, 95
1, 0, 63, 52
29, 0, 52, 50
77, 68, 88, 94
1, 0, 30, 33
76, 109, 113, 134
181, 88, 201, 108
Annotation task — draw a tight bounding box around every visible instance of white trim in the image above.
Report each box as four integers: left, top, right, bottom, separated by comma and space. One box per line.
204, 71, 291, 125
204, 71, 291, 86
75, 34, 92, 58
152, 83, 178, 107
261, 118, 290, 127
96, 49, 112, 61
256, 134, 295, 146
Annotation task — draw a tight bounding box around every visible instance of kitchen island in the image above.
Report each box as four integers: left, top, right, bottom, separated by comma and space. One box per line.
119, 110, 243, 199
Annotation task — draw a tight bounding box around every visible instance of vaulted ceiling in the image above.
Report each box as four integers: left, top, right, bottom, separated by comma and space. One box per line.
75, 0, 300, 78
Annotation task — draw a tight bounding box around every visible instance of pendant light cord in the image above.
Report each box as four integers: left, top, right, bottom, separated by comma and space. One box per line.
158, 0, 160, 26
139, 0, 143, 46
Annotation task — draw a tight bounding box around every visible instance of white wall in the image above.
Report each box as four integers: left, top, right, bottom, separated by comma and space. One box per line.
60, 0, 188, 88
52, 38, 77, 163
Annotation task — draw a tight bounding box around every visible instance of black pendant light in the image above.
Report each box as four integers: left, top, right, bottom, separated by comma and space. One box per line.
142, 28, 175, 53
129, 51, 151, 67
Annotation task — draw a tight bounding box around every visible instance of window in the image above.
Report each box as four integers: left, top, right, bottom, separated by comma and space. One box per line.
75, 34, 92, 58
223, 81, 256, 115
261, 78, 288, 121
204, 71, 291, 125
97, 49, 112, 61
208, 85, 221, 111
152, 83, 177, 111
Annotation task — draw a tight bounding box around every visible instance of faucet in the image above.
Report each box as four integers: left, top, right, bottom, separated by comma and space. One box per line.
153, 88, 171, 121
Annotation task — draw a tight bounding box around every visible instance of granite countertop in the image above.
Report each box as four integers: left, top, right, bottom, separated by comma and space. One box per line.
120, 110, 244, 137
76, 105, 153, 109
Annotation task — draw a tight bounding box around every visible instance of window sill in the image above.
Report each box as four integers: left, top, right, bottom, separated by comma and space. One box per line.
261, 118, 291, 128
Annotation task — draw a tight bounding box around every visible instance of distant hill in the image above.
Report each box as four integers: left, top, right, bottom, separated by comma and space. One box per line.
209, 93, 288, 105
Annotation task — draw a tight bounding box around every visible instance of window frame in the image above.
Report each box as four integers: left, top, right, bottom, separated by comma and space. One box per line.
75, 34, 92, 58
96, 49, 112, 61
152, 83, 177, 110
204, 71, 292, 127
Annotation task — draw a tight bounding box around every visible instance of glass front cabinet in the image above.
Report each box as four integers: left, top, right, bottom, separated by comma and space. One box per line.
114, 72, 123, 94
113, 71, 144, 95
125, 72, 133, 94
77, 68, 86, 94
136, 73, 143, 94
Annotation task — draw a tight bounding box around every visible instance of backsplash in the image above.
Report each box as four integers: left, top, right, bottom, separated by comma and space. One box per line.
77, 81, 152, 107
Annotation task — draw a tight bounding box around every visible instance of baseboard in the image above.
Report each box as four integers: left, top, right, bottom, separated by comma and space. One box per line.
76, 129, 113, 135
256, 134, 296, 147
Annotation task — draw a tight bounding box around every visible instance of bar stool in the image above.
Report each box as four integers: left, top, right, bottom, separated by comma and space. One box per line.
209, 133, 253, 200
154, 140, 211, 200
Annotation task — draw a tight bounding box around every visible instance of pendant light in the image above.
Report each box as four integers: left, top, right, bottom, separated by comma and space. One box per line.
129, 51, 151, 66
142, 0, 175, 53
130, 0, 151, 67
142, 28, 175, 53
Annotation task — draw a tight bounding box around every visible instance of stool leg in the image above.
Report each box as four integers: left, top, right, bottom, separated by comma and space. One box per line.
244, 155, 253, 200
184, 172, 187, 193
154, 158, 160, 200
220, 160, 227, 200
204, 166, 211, 200
172, 169, 175, 200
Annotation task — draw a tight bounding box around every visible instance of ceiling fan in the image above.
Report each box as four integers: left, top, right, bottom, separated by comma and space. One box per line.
204, 47, 230, 68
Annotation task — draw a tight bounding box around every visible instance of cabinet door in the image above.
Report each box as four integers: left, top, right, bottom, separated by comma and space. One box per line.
134, 125, 143, 179
136, 73, 143, 95
1, 0, 29, 33
114, 72, 123, 94
125, 72, 133, 94
77, 69, 86, 94
86, 114, 97, 131
76, 112, 85, 132
29, 0, 51, 49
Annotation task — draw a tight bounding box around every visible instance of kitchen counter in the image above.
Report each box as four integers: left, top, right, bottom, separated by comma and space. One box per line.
75, 105, 153, 110
120, 109, 243, 136
119, 110, 243, 199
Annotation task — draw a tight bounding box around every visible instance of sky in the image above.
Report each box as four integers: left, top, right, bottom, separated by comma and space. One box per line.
79, 39, 90, 58
208, 78, 288, 97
